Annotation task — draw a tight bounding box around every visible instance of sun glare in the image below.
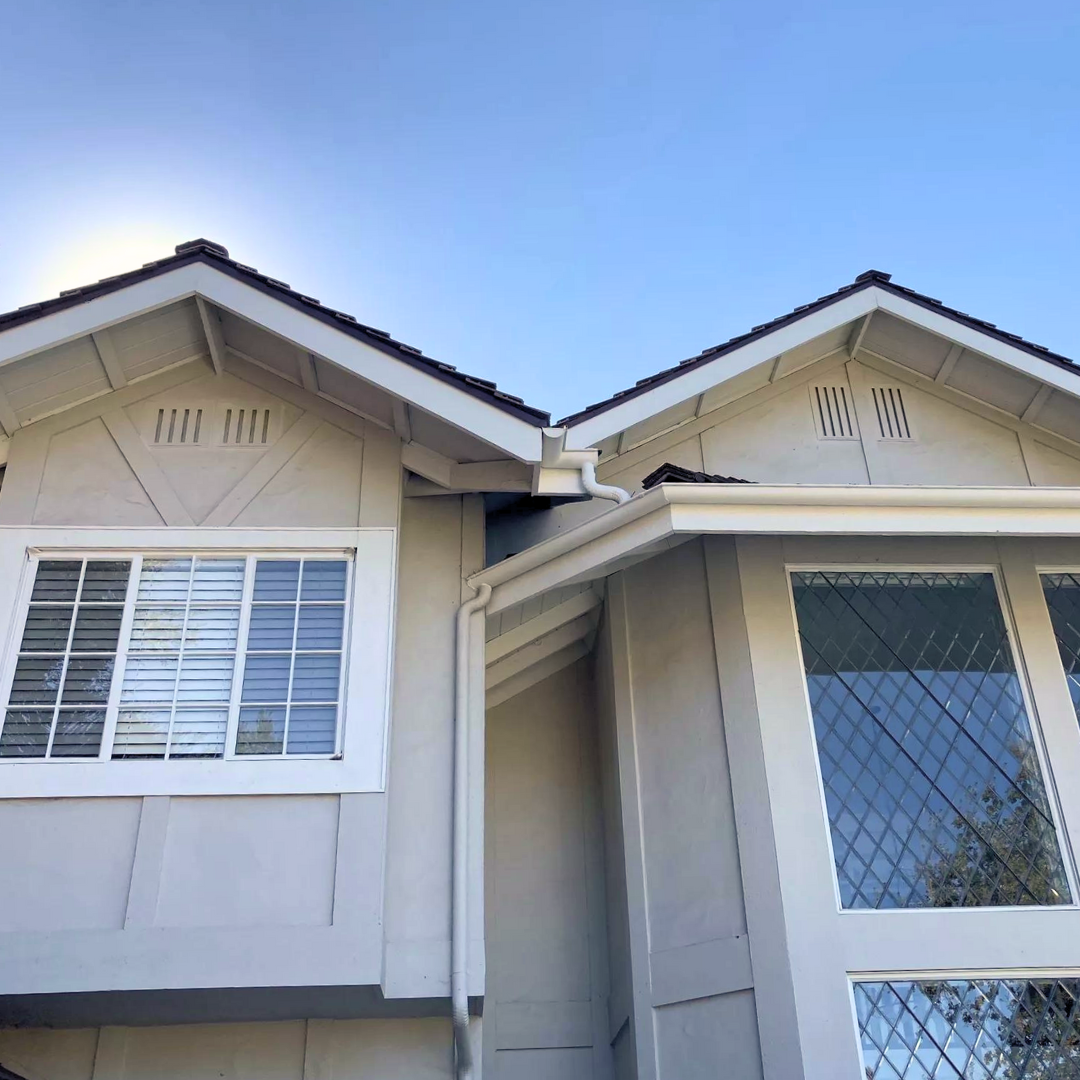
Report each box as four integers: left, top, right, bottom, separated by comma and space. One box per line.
36, 224, 189, 300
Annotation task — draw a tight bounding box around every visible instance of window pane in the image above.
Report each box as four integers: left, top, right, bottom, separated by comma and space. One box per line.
176, 656, 234, 702
71, 606, 124, 652
0, 710, 52, 756
19, 606, 73, 652
291, 654, 341, 702
81, 561, 130, 602
792, 570, 1069, 909
856, 979, 1080, 1079
113, 709, 170, 758
300, 560, 347, 601
9, 656, 63, 705
237, 706, 285, 754
296, 606, 344, 649
30, 561, 81, 602
129, 607, 184, 651
191, 558, 245, 603
122, 656, 179, 702
1041, 574, 1080, 723
138, 558, 192, 602
241, 655, 290, 703
287, 706, 337, 755
184, 606, 240, 650
61, 657, 115, 703
253, 560, 299, 602
247, 605, 296, 650
50, 710, 105, 757
169, 709, 228, 757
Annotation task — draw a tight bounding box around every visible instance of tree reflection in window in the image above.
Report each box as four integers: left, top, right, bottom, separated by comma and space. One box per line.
792, 571, 1069, 909
856, 978, 1080, 1079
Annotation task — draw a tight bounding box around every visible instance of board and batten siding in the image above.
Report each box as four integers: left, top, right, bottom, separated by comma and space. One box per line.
0, 1018, 454, 1079
595, 539, 765, 1080
0, 352, 481, 1075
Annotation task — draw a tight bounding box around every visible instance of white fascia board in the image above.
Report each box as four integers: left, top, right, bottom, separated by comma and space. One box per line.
563, 289, 879, 450
471, 483, 1080, 614
875, 291, 1080, 403
0, 264, 206, 364
0, 264, 545, 462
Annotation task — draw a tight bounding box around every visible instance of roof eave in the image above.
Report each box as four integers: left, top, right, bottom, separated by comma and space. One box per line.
0, 255, 548, 463
562, 281, 1080, 451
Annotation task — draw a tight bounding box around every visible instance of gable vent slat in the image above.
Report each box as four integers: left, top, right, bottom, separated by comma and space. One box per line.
871, 386, 914, 440
153, 407, 204, 446
810, 384, 858, 440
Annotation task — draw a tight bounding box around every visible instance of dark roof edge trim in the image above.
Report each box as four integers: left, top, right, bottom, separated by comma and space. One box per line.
0, 248, 550, 427
641, 462, 753, 488
560, 277, 1076, 428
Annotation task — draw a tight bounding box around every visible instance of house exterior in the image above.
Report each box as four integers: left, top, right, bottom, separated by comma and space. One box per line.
0, 242, 1079, 1079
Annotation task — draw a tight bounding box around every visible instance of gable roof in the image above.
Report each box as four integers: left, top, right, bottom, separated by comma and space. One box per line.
0, 239, 549, 428
560, 269, 1077, 434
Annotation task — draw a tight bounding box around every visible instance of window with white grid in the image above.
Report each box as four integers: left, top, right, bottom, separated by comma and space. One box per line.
0, 559, 131, 758
0, 553, 350, 761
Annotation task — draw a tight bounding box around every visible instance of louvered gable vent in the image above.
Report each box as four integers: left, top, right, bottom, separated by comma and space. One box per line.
871, 385, 914, 440
154, 407, 204, 445
810, 384, 858, 440
221, 406, 276, 447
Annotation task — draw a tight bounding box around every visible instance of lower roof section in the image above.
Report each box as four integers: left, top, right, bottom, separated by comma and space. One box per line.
472, 483, 1080, 613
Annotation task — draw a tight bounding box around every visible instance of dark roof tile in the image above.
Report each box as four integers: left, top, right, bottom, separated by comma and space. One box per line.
641, 462, 753, 488
0, 239, 550, 426
559, 270, 1078, 426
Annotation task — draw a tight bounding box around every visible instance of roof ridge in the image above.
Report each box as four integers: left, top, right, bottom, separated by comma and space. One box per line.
0, 240, 550, 426
558, 271, 1075, 426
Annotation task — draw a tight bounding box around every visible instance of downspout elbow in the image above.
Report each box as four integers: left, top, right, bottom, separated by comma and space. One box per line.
453, 581, 492, 1079
580, 460, 631, 504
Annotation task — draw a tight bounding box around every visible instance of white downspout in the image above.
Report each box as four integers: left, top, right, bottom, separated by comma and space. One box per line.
580, 460, 631, 504
453, 580, 491, 1079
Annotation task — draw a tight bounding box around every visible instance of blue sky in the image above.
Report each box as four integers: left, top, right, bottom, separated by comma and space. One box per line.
2, 0, 1078, 420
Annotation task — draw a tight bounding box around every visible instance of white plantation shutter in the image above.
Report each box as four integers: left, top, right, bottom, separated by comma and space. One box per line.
114, 557, 244, 759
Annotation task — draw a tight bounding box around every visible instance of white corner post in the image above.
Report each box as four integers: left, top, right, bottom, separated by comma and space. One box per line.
454, 581, 492, 1079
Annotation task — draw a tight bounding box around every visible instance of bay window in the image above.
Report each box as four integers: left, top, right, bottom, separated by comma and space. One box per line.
722, 537, 1080, 1079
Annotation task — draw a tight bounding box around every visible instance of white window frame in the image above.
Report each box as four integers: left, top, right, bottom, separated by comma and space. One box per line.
730, 535, 1080, 1080
847, 967, 1080, 1080
0, 527, 396, 798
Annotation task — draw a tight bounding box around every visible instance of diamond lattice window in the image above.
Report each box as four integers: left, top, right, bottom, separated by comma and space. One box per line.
856, 978, 1080, 1079
792, 570, 1069, 909
1041, 573, 1080, 725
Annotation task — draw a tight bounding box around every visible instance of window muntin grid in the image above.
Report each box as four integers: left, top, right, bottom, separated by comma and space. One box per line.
0, 552, 350, 761
1041, 573, 1080, 728
791, 569, 1070, 910
855, 978, 1080, 1079
236, 559, 346, 756
0, 559, 130, 758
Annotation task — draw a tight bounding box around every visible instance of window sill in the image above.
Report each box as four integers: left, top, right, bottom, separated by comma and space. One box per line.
0, 754, 381, 797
